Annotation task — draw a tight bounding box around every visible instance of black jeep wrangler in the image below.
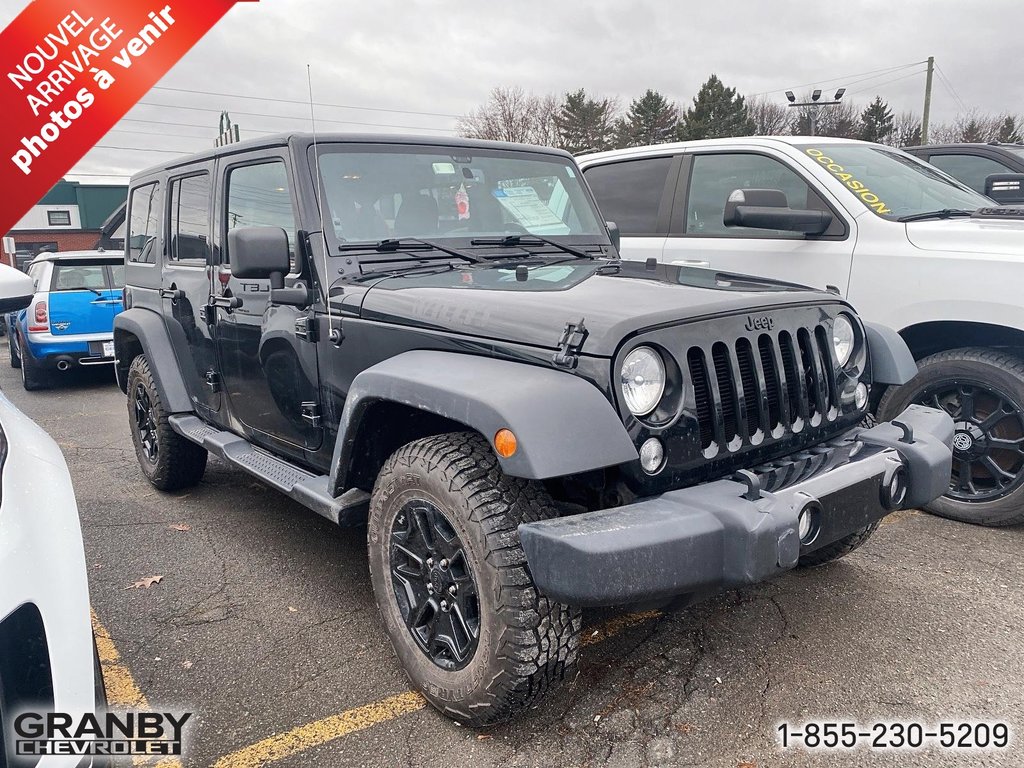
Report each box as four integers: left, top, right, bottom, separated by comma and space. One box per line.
115, 133, 953, 725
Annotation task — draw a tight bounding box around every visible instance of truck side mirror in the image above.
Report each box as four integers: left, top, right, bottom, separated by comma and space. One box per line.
984, 173, 1024, 205
606, 221, 621, 252
723, 188, 833, 235
0, 264, 35, 313
228, 227, 290, 289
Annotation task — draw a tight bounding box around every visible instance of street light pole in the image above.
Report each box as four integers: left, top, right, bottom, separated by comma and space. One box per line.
785, 88, 846, 137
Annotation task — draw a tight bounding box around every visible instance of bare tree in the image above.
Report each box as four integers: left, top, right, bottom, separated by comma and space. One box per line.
887, 111, 922, 147
457, 86, 559, 146
747, 96, 791, 135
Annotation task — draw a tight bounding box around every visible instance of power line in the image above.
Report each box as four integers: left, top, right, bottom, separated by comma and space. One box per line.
935, 65, 967, 112
150, 85, 462, 119
94, 144, 191, 154
752, 60, 927, 97
848, 67, 928, 96
131, 101, 456, 133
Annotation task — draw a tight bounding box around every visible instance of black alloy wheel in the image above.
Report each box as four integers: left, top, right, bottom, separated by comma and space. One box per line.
389, 499, 481, 670
918, 380, 1024, 503
133, 381, 159, 464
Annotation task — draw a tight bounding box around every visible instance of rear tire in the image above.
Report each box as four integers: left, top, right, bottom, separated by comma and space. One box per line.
8, 329, 20, 369
878, 348, 1024, 527
368, 432, 581, 726
127, 355, 207, 491
19, 339, 47, 391
797, 522, 879, 567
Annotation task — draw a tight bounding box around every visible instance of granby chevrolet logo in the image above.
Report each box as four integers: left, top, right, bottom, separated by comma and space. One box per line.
744, 314, 773, 331
11, 710, 191, 758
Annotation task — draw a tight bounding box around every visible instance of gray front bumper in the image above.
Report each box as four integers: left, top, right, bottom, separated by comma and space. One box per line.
519, 405, 953, 606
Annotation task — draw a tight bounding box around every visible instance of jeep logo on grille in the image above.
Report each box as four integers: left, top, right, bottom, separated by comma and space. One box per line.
744, 315, 773, 331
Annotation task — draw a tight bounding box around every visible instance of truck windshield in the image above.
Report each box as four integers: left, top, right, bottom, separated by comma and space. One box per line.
314, 145, 605, 246
795, 143, 991, 220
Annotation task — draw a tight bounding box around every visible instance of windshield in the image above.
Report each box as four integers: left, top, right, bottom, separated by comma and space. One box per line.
795, 143, 991, 220
315, 145, 605, 245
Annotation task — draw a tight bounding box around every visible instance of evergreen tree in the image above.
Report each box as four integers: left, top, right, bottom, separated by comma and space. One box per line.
616, 89, 679, 147
962, 119, 985, 143
859, 96, 895, 143
677, 75, 754, 140
997, 115, 1022, 143
554, 89, 617, 154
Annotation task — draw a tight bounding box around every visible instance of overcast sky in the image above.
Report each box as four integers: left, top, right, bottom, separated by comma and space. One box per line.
2, 0, 1020, 184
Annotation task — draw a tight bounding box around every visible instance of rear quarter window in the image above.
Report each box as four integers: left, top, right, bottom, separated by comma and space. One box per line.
128, 182, 161, 264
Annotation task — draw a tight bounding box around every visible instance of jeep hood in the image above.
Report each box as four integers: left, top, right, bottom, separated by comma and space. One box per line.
354, 260, 842, 357
906, 217, 1024, 257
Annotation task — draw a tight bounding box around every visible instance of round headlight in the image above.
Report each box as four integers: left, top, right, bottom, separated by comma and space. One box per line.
620, 346, 666, 417
832, 314, 855, 367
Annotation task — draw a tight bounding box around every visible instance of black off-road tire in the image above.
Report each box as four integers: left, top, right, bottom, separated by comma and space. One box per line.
368, 431, 581, 726
797, 522, 879, 567
8, 329, 20, 369
878, 348, 1024, 527
127, 355, 207, 491
19, 338, 47, 391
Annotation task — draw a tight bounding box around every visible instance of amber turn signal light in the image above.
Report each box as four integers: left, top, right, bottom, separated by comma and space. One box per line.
494, 428, 518, 458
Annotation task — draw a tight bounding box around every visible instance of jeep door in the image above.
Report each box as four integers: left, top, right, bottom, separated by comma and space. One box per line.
213, 152, 322, 458
161, 166, 222, 416
662, 149, 856, 293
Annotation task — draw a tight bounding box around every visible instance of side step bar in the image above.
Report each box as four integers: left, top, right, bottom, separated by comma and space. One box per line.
168, 415, 369, 526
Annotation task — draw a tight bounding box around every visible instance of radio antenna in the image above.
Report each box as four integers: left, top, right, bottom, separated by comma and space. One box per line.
307, 64, 339, 343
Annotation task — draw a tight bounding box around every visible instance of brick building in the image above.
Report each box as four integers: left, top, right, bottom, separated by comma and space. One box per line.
2, 180, 127, 269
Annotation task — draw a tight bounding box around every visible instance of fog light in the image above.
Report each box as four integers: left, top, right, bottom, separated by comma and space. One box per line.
797, 502, 821, 545
639, 437, 665, 474
854, 382, 868, 409
882, 467, 908, 510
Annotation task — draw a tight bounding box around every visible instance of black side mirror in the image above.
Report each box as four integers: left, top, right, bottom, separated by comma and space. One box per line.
228, 227, 290, 288
985, 173, 1024, 205
0, 265, 34, 313
606, 221, 621, 252
724, 188, 832, 235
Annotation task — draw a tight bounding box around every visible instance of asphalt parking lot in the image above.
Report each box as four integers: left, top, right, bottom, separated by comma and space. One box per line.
4, 352, 1023, 768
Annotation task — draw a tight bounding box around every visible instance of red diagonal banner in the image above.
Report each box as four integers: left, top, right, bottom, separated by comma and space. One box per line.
0, 0, 255, 235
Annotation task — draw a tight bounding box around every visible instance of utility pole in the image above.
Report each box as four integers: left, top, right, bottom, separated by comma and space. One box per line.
785, 88, 846, 137
921, 56, 935, 145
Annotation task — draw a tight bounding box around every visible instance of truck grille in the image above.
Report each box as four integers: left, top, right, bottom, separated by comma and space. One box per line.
687, 325, 841, 455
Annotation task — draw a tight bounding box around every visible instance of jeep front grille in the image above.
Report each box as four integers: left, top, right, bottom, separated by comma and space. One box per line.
688, 325, 841, 455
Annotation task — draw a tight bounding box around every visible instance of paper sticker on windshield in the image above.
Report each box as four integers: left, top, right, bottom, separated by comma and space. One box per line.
805, 148, 892, 216
432, 162, 456, 175
492, 186, 564, 228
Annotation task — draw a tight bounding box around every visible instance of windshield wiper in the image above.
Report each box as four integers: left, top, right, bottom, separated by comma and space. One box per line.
338, 237, 481, 263
470, 234, 595, 260
897, 208, 974, 223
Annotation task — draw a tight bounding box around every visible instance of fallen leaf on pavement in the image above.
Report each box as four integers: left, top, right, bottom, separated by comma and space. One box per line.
288, 606, 298, 613
182, 660, 193, 669
170, 523, 191, 532
737, 762, 757, 768
126, 575, 163, 589
476, 734, 492, 741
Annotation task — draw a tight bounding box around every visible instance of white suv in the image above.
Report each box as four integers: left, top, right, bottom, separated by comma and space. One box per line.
580, 137, 1024, 526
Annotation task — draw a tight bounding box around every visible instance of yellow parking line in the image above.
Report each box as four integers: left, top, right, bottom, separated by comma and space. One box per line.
210, 692, 427, 768
212, 609, 663, 768
91, 609, 184, 768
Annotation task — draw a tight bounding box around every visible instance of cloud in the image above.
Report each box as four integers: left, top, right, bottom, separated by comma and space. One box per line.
1, 0, 1018, 181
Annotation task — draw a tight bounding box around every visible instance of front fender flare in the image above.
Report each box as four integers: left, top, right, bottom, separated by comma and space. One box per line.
113, 308, 193, 413
330, 350, 638, 494
865, 321, 918, 386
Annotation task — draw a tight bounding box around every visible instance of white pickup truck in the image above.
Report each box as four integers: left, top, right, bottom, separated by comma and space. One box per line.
579, 136, 1024, 526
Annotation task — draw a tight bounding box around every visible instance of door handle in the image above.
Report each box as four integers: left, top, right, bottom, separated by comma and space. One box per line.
671, 259, 711, 268
160, 287, 185, 301
210, 295, 243, 311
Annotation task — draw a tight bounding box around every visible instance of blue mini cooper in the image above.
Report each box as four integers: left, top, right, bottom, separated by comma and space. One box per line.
8, 251, 124, 390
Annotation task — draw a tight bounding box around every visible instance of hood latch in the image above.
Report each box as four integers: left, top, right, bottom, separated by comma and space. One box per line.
552, 318, 588, 369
